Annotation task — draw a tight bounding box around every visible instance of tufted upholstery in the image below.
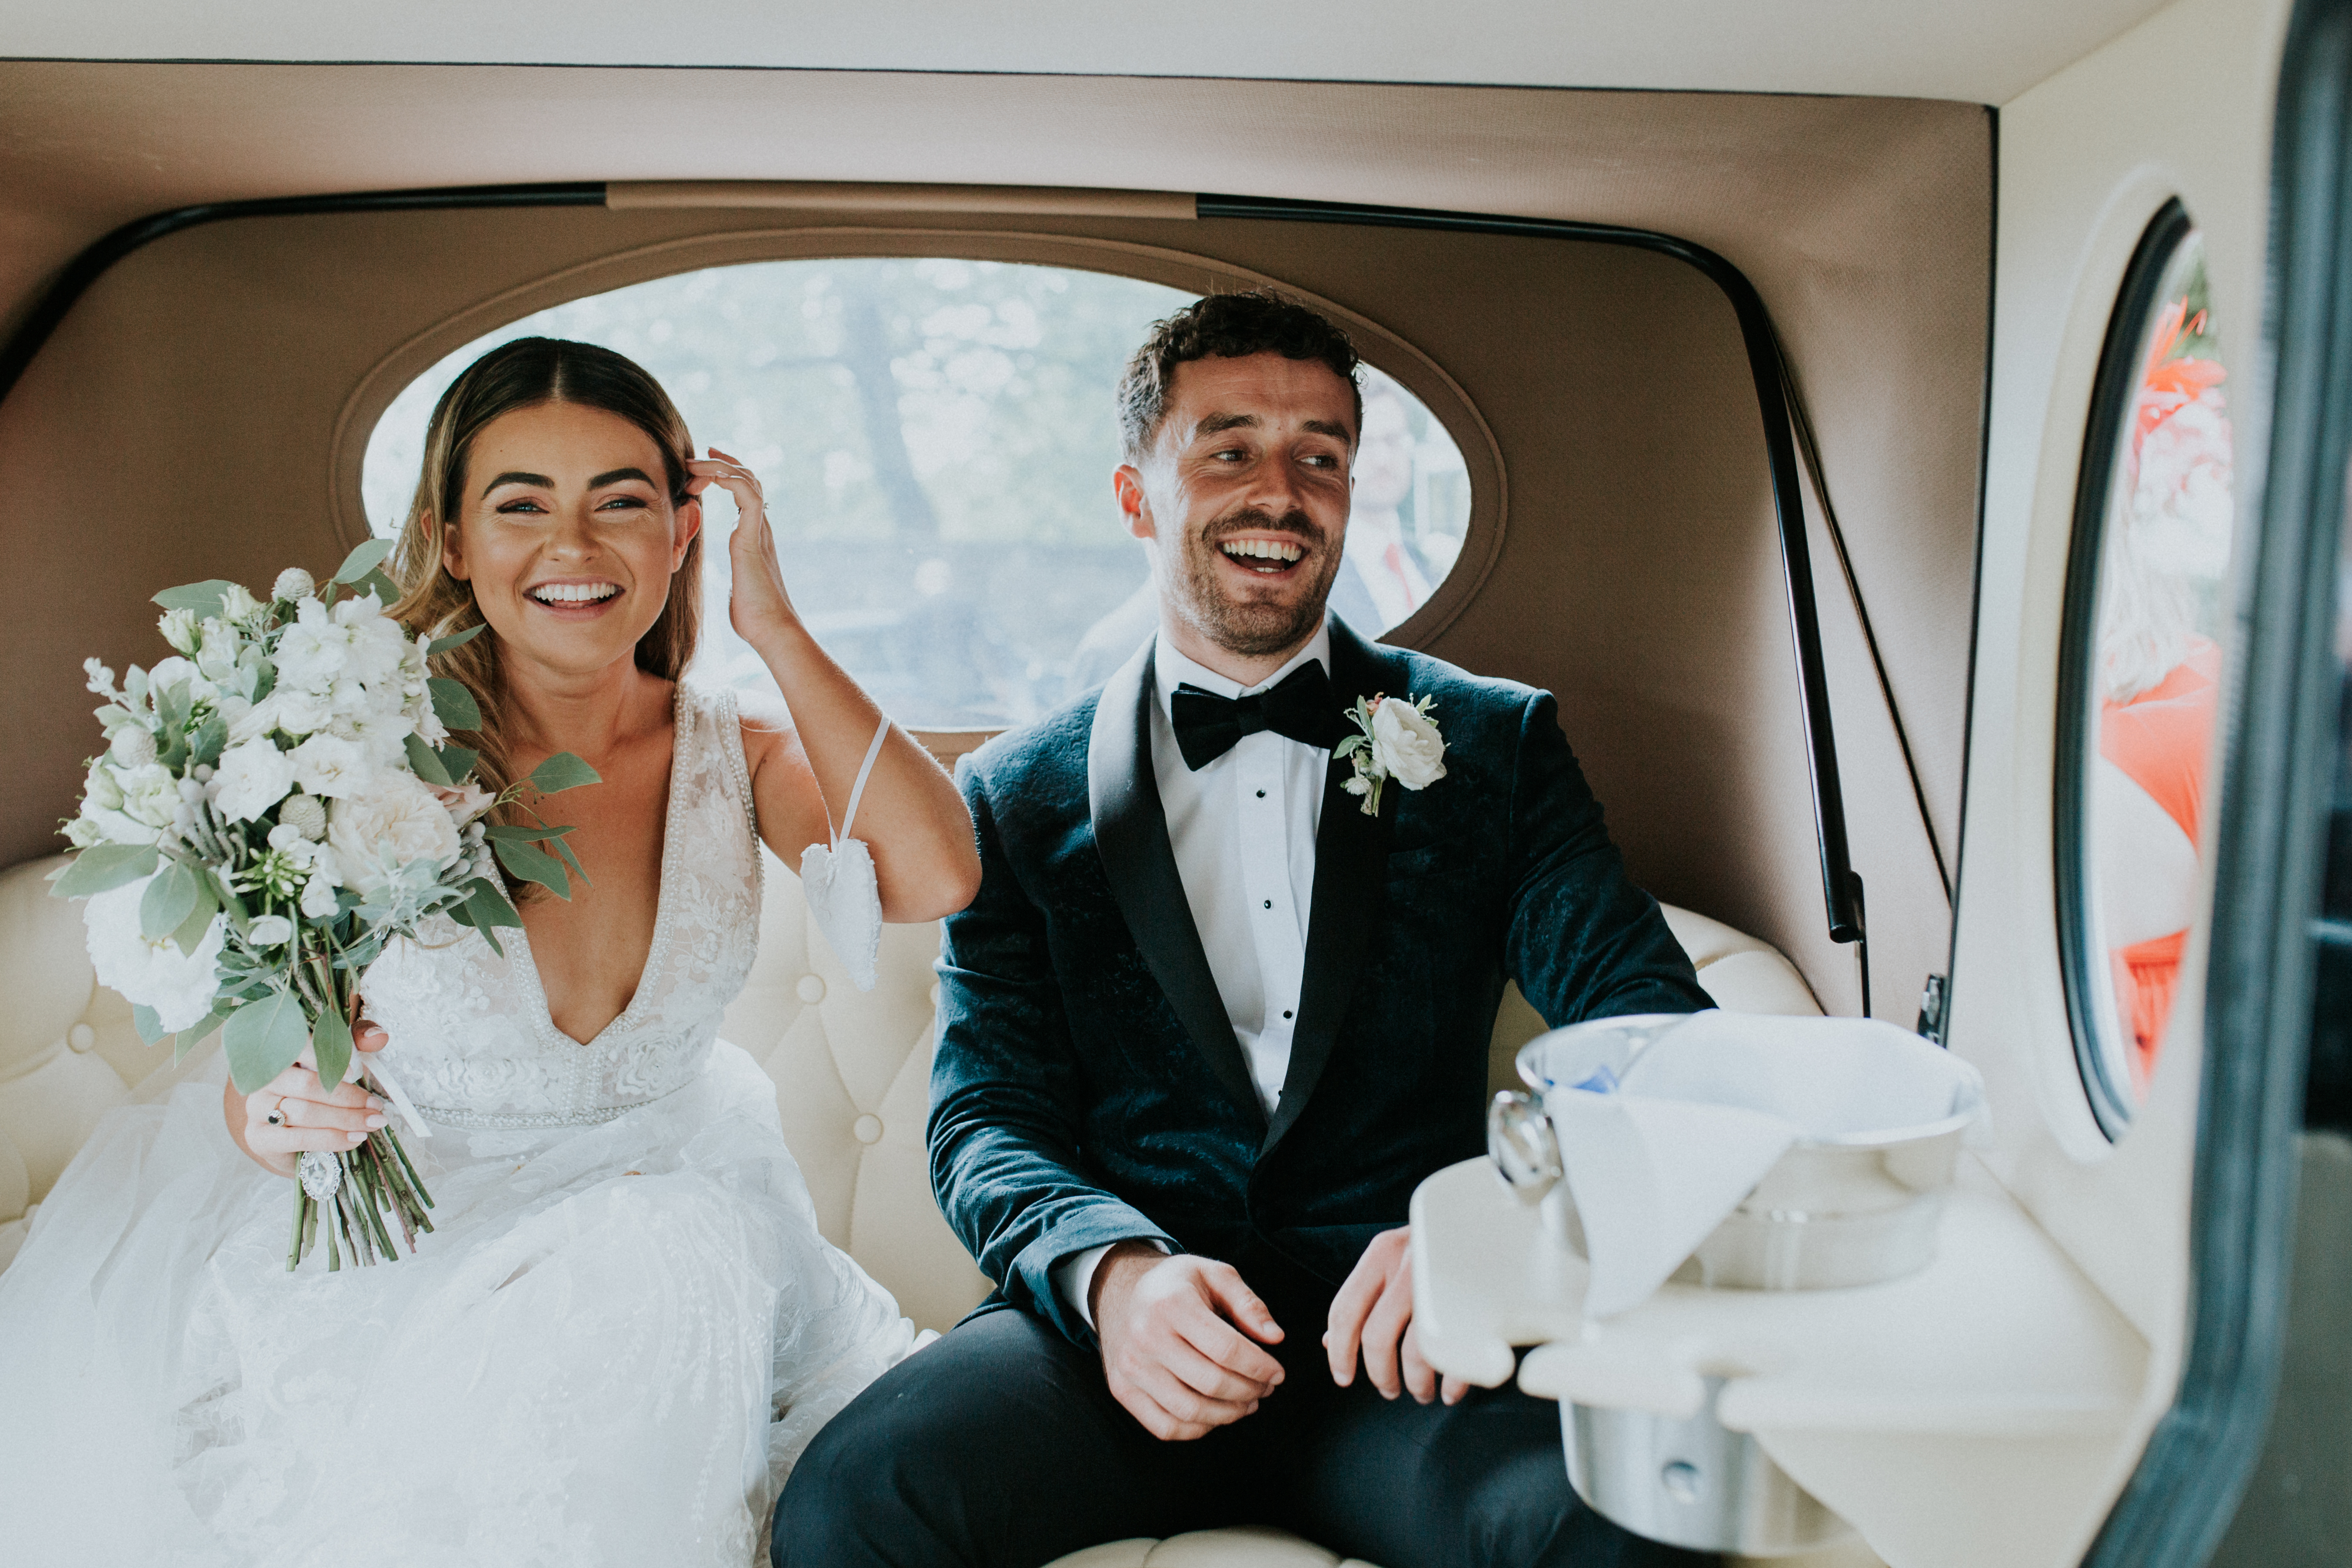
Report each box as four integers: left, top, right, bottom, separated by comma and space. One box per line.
0, 850, 1822, 1565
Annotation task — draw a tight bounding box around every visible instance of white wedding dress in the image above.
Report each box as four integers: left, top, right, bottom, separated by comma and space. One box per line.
0, 683, 917, 1567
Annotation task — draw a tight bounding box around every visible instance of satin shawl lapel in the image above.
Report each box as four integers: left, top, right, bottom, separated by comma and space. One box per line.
1087, 638, 1265, 1125
1262, 619, 1396, 1157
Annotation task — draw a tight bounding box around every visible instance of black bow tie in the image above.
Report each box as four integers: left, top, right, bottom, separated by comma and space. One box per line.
1169, 661, 1342, 770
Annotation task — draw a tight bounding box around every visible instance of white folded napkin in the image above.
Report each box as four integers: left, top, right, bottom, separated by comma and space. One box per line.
1533, 1012, 1988, 1318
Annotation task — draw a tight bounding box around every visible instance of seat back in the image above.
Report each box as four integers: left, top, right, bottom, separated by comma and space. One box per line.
0, 850, 1819, 1326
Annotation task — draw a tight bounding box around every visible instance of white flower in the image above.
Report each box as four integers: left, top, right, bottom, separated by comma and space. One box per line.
108, 726, 158, 767
1369, 696, 1449, 791
273, 566, 316, 602
245, 914, 294, 948
158, 607, 200, 654
194, 619, 242, 681
326, 772, 462, 897
83, 657, 117, 696
113, 763, 182, 832
277, 792, 329, 841
218, 582, 263, 623
300, 865, 343, 919
334, 594, 410, 685
274, 598, 347, 692
212, 739, 296, 822
82, 876, 225, 1033
429, 778, 496, 826
290, 733, 369, 798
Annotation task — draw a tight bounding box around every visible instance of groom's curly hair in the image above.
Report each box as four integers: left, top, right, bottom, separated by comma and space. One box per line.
1116, 290, 1362, 462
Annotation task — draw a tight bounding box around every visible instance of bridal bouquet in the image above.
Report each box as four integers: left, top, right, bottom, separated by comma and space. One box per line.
50, 541, 597, 1271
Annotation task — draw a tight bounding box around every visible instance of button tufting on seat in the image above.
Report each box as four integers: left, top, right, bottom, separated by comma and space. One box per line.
796, 974, 826, 1005
66, 1025, 95, 1053
852, 1114, 883, 1145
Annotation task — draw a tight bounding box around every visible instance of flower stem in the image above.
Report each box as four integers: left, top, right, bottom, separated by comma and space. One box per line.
285, 1180, 307, 1272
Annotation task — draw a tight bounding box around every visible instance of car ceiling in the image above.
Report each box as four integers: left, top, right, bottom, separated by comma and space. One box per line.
7, 0, 2172, 101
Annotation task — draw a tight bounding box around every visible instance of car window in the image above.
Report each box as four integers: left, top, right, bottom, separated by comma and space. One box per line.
362, 257, 1474, 728
2060, 209, 2238, 1132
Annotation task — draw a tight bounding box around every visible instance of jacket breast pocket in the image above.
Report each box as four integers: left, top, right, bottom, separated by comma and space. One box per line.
1385, 838, 1466, 880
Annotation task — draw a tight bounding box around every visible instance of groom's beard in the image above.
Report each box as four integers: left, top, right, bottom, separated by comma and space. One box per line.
1166, 505, 1344, 659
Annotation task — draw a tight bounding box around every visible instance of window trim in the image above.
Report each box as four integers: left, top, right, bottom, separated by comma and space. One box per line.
2053, 196, 2195, 1140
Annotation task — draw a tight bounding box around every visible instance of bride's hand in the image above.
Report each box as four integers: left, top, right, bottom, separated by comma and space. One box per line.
239, 1019, 391, 1178
687, 446, 797, 650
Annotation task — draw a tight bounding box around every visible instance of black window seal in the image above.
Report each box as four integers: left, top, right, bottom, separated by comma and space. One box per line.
2055, 196, 2195, 1142
2080, 0, 2350, 1558
2, 179, 1880, 979
1201, 193, 1878, 978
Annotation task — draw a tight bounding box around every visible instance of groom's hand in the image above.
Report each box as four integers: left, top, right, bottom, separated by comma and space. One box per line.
1326, 1226, 1469, 1406
1092, 1243, 1286, 1441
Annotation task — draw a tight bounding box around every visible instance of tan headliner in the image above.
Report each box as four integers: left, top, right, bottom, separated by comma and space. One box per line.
0, 63, 1987, 1016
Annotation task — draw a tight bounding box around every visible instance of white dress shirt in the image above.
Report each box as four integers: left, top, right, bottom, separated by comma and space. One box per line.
1054, 620, 1335, 1326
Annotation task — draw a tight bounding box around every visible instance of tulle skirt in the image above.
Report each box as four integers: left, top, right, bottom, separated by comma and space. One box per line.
0, 1042, 916, 1567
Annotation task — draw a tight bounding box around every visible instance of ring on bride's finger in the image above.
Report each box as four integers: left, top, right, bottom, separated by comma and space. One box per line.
264, 1096, 288, 1128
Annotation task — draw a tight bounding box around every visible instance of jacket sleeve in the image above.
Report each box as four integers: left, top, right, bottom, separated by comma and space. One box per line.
927, 759, 1175, 1347
1503, 691, 1714, 1025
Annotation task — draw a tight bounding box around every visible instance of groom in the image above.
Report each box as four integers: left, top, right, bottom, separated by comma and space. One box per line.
775, 292, 1713, 1566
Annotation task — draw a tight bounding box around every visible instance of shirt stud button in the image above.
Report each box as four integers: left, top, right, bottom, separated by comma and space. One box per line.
1256, 789, 1266, 799
1263, 899, 1272, 909
1283, 1010, 1293, 1020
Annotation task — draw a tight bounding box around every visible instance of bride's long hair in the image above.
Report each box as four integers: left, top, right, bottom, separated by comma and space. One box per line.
388, 337, 703, 836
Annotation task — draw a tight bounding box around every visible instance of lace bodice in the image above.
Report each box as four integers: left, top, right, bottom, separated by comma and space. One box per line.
364, 683, 764, 1131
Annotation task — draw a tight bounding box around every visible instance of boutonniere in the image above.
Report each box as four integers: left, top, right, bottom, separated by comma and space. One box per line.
1335, 693, 1447, 817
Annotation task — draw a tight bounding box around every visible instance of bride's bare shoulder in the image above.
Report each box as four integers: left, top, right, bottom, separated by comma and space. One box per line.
732, 686, 806, 776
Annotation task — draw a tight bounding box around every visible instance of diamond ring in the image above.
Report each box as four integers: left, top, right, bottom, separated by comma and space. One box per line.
264, 1097, 287, 1127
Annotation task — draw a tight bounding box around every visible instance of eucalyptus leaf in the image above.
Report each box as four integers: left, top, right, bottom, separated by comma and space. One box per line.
428, 677, 481, 732
132, 1004, 167, 1046
483, 822, 577, 842
493, 838, 570, 900
332, 539, 394, 584
152, 580, 240, 619
312, 1004, 354, 1090
187, 715, 228, 767
434, 744, 479, 781
525, 752, 601, 796
168, 875, 220, 956
50, 843, 160, 899
172, 1004, 232, 1063
140, 859, 201, 942
548, 833, 590, 887
426, 624, 485, 656
403, 732, 454, 787
223, 988, 313, 1095
463, 877, 523, 928
354, 569, 405, 607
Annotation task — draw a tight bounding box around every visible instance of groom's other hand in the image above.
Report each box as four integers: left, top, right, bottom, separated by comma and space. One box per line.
1093, 1242, 1287, 1440
1325, 1227, 1470, 1406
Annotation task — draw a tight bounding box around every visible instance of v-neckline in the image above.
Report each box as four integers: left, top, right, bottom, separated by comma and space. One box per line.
507, 684, 688, 1051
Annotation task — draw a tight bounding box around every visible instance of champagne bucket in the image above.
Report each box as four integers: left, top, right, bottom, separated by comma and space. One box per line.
1486, 1013, 1973, 1555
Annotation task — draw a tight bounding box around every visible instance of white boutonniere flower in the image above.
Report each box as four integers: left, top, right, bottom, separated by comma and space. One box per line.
1335, 692, 1447, 817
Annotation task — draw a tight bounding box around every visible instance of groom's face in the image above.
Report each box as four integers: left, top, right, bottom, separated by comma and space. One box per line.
1116, 352, 1356, 659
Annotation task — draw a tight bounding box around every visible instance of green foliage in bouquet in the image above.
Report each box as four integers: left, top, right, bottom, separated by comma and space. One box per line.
52, 542, 603, 1271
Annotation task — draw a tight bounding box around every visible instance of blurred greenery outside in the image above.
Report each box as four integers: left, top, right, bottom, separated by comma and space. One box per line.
363, 257, 1472, 729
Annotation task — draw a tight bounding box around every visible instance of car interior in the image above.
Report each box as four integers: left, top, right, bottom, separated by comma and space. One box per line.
3, 0, 2346, 1562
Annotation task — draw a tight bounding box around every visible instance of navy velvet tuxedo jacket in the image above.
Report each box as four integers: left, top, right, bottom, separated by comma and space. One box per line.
929, 619, 1709, 1346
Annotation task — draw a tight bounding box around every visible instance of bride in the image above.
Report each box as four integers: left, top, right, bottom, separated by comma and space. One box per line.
0, 337, 981, 1565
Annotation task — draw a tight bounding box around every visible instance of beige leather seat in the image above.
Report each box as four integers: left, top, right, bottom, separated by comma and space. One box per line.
0, 851, 1821, 1565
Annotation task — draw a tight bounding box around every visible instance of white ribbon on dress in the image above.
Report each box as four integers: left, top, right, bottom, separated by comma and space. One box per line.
799, 717, 891, 993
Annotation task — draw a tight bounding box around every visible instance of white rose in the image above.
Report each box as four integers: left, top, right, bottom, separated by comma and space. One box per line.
158, 607, 200, 654
83, 876, 225, 1033
114, 763, 182, 831
290, 733, 370, 798
212, 739, 296, 822
429, 778, 497, 826
273, 567, 316, 602
218, 582, 263, 623
1369, 697, 1448, 791
327, 772, 462, 897
246, 914, 294, 948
